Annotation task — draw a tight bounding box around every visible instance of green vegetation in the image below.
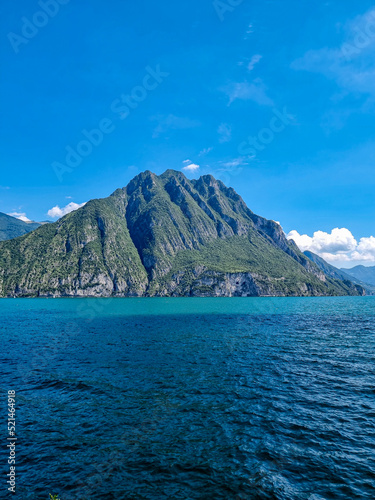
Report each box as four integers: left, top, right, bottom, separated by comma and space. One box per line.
0, 170, 364, 297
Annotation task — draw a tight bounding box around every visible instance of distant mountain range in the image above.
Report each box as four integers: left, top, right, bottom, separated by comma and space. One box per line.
341, 265, 375, 287
0, 212, 41, 242
304, 251, 375, 295
0, 170, 367, 297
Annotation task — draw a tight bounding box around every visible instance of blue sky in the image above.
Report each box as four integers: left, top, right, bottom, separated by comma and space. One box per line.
1, 0, 375, 267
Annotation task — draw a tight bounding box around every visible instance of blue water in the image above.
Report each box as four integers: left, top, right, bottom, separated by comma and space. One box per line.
1, 297, 374, 499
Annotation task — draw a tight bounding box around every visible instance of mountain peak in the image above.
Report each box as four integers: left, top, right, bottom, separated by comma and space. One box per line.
160, 169, 187, 179
126, 170, 157, 195
0, 171, 364, 298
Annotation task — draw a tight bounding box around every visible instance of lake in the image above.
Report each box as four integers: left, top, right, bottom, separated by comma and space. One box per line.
1, 297, 374, 499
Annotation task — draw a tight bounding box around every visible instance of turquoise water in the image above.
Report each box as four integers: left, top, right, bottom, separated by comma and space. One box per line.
1, 297, 374, 499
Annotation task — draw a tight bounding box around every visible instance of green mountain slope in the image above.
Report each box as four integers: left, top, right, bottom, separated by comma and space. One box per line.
0, 170, 364, 297
341, 265, 375, 287
304, 251, 371, 295
0, 212, 41, 241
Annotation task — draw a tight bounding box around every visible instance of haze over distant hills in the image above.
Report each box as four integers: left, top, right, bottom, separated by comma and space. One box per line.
304, 251, 375, 295
341, 266, 375, 287
0, 170, 365, 298
0, 212, 41, 242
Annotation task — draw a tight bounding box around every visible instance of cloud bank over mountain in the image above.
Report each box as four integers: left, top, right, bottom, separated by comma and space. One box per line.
288, 228, 375, 264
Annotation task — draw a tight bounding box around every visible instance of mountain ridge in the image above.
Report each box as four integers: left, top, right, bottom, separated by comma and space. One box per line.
304, 251, 373, 295
0, 212, 41, 242
0, 170, 365, 297
340, 265, 375, 287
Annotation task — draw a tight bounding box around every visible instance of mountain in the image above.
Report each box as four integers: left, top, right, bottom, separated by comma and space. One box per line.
341, 265, 375, 287
304, 251, 372, 295
0, 212, 41, 242
0, 170, 365, 298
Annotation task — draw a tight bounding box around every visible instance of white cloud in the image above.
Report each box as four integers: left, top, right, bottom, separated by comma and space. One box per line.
224, 79, 274, 106
7, 212, 31, 222
47, 202, 86, 219
218, 123, 232, 143
352, 236, 375, 261
182, 163, 200, 172
288, 227, 357, 253
287, 227, 375, 263
248, 54, 262, 71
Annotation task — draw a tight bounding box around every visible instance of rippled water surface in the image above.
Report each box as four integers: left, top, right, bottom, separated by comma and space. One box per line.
1, 297, 375, 499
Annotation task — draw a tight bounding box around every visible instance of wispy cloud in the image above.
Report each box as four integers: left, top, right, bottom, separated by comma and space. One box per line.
198, 147, 213, 157
151, 114, 200, 138
247, 54, 262, 71
47, 202, 86, 219
244, 23, 254, 39
220, 157, 248, 169
204, 158, 247, 186
292, 46, 375, 96
292, 9, 375, 98
218, 123, 232, 143
224, 79, 274, 106
288, 227, 375, 263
